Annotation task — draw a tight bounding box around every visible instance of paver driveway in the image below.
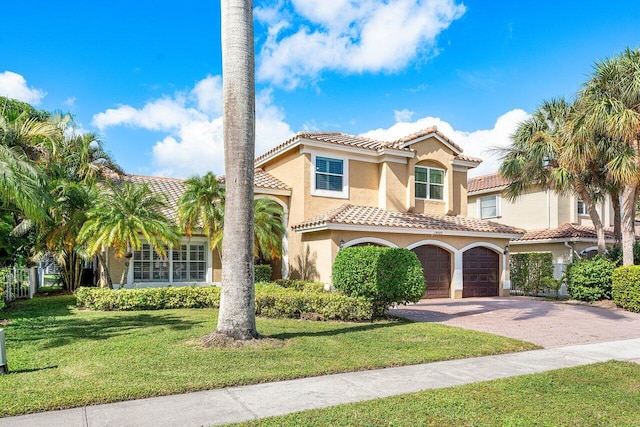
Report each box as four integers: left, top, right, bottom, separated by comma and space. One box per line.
390, 297, 640, 348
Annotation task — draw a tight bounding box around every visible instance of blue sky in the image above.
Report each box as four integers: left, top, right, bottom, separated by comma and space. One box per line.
2, 0, 639, 178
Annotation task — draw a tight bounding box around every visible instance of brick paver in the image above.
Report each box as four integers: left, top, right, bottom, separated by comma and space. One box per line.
390, 297, 640, 348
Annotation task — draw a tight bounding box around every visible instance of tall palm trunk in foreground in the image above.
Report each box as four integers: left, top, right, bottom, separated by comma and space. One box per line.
216, 0, 258, 340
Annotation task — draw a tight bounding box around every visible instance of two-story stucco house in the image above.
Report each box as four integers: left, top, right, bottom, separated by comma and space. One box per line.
105, 127, 524, 299
467, 172, 617, 277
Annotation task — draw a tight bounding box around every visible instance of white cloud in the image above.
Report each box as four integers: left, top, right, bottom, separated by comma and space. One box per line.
0, 71, 46, 105
93, 76, 295, 178
362, 109, 531, 177
394, 109, 415, 123
256, 0, 466, 88
63, 97, 77, 107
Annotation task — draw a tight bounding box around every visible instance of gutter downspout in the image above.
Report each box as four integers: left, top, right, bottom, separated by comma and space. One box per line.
564, 241, 575, 262
547, 189, 551, 229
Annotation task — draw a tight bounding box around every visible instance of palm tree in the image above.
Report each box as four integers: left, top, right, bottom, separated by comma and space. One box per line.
0, 103, 60, 222
78, 181, 180, 287
177, 173, 225, 256
217, 0, 258, 340
576, 48, 640, 265
499, 98, 610, 254
253, 198, 285, 262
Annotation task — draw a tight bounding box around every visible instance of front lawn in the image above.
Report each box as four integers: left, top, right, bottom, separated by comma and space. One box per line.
241, 361, 640, 426
0, 295, 536, 417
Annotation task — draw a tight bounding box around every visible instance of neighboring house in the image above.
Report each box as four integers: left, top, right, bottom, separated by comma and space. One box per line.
106, 127, 524, 299
467, 172, 617, 278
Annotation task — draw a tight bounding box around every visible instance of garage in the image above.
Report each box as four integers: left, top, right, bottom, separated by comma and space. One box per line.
462, 247, 499, 297
412, 245, 451, 299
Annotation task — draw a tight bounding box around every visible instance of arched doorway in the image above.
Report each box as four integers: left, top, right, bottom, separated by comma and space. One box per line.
462, 247, 499, 297
411, 245, 452, 299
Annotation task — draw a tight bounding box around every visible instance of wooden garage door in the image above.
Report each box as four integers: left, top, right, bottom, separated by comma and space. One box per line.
412, 245, 451, 299
463, 247, 499, 298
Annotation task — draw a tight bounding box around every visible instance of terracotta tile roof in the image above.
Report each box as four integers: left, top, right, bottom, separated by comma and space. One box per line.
292, 204, 524, 236
118, 170, 290, 224
255, 126, 475, 165
392, 126, 463, 153
118, 174, 185, 223
468, 172, 511, 193
515, 223, 616, 242
454, 153, 483, 164
255, 131, 415, 164
218, 168, 290, 191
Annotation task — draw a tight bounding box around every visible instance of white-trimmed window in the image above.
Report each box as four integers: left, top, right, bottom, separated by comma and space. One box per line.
132, 242, 207, 283
577, 199, 587, 215
415, 166, 444, 201
312, 155, 348, 198
172, 243, 206, 282
479, 195, 500, 219
133, 244, 169, 282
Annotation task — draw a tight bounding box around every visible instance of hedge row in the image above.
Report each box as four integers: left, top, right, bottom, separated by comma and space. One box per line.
255, 284, 373, 321
75, 286, 220, 311
274, 279, 325, 293
75, 284, 374, 321
612, 266, 640, 313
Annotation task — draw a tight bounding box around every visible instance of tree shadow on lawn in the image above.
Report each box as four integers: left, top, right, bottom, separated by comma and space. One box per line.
268, 319, 409, 340
9, 312, 206, 350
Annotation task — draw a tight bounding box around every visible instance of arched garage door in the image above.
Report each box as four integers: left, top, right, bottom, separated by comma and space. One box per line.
463, 247, 499, 297
412, 245, 451, 299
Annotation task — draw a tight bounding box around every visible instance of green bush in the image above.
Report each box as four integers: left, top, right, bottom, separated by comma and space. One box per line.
75, 286, 221, 311
612, 266, 640, 313
332, 246, 425, 317
510, 252, 554, 295
76, 285, 373, 321
255, 284, 373, 321
0, 285, 5, 311
605, 242, 640, 266
274, 279, 325, 293
254, 264, 272, 283
566, 256, 616, 302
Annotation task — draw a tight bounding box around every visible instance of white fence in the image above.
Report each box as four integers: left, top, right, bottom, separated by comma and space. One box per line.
3, 267, 34, 303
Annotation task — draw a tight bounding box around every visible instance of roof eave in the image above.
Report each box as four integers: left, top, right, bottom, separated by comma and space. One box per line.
293, 222, 522, 239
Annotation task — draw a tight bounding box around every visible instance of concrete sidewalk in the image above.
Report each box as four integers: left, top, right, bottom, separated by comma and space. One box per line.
2, 338, 639, 427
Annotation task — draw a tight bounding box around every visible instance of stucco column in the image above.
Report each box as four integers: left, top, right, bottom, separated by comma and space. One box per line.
453, 250, 463, 299
501, 252, 511, 296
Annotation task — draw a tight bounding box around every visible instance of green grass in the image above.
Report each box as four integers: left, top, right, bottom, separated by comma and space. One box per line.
241, 361, 640, 427
0, 295, 536, 417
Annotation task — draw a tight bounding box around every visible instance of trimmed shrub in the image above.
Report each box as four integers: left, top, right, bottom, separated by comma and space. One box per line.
274, 279, 325, 293
510, 252, 554, 295
566, 256, 616, 302
75, 285, 373, 321
332, 246, 425, 316
75, 286, 221, 311
612, 266, 640, 313
254, 264, 272, 283
255, 284, 373, 321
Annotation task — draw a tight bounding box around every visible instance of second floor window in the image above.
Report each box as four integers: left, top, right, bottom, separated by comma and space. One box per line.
415, 166, 444, 200
480, 195, 499, 219
315, 156, 343, 192
577, 199, 587, 215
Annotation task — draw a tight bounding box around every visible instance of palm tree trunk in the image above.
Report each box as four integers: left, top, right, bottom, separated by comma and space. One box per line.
611, 191, 622, 246
97, 251, 113, 289
217, 0, 258, 340
120, 259, 130, 288
575, 185, 606, 254
621, 184, 639, 265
